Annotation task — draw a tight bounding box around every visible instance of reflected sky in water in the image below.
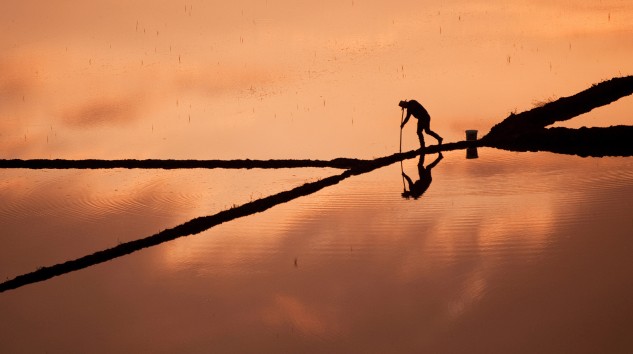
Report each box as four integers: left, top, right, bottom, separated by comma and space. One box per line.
1, 0, 633, 352
0, 167, 338, 279
1, 149, 632, 352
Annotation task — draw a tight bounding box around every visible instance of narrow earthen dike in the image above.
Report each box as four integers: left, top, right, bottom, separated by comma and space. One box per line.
1, 76, 632, 293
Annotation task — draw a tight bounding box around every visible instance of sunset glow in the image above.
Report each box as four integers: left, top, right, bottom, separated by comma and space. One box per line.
1, 1, 632, 352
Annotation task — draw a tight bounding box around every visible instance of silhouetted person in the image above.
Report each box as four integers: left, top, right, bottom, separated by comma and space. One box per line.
402, 152, 443, 199
399, 99, 443, 148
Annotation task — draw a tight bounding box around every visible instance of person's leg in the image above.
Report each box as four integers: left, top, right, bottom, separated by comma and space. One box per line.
416, 119, 426, 148
424, 127, 443, 145
417, 154, 426, 177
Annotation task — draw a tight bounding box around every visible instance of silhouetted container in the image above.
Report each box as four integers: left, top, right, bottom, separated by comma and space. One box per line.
466, 130, 478, 141
466, 147, 479, 159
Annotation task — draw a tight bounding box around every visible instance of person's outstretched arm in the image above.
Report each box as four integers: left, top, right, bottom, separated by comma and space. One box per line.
401, 109, 411, 128
402, 172, 414, 189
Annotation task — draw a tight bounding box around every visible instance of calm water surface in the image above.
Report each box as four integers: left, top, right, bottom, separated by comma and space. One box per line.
1, 0, 633, 353
1, 149, 633, 353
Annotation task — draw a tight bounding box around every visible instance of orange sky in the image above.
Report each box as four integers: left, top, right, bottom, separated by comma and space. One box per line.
1, 0, 632, 159
1, 3, 632, 349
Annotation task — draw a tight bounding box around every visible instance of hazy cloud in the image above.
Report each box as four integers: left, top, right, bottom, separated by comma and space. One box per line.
62, 96, 141, 128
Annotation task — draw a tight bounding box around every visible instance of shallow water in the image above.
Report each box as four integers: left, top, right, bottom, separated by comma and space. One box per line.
1, 149, 632, 353
1, 0, 633, 353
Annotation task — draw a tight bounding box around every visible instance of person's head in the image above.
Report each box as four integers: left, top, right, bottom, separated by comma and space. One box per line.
398, 100, 408, 109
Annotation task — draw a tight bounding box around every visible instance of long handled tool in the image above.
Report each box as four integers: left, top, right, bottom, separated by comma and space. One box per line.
399, 109, 404, 153
399, 109, 406, 191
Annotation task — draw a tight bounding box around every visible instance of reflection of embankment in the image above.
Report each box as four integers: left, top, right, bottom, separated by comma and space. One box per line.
0, 147, 442, 293
487, 126, 633, 157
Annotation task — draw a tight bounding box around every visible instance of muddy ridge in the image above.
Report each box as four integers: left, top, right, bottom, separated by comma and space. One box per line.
483, 75, 633, 144
0, 146, 439, 293
1, 76, 632, 293
0, 141, 474, 170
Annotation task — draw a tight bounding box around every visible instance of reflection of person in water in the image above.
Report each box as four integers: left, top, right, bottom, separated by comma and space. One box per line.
402, 152, 443, 199
399, 99, 443, 148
